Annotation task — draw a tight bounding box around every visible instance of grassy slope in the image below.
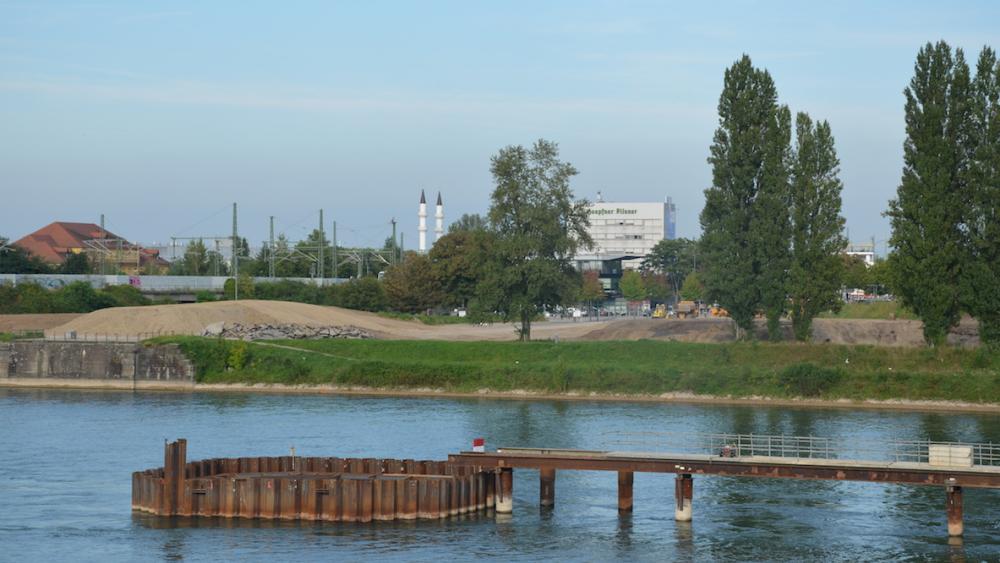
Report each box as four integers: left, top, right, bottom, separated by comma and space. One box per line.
818, 301, 918, 320
153, 337, 1000, 404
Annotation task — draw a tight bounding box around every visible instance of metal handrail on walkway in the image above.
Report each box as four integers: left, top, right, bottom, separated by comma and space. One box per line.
601, 431, 1000, 467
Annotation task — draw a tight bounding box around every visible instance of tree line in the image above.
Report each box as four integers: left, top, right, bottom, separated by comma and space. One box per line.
697, 43, 999, 347
697, 54, 847, 341
888, 41, 1000, 347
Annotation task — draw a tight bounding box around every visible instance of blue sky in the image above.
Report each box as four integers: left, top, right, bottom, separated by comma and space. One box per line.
2, 1, 998, 252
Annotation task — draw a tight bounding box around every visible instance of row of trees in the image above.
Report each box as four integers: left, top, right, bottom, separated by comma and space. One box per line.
0, 281, 148, 314
888, 41, 1000, 347
699, 55, 847, 341
0, 243, 95, 275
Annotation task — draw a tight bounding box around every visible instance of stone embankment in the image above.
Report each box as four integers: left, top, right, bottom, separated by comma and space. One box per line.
202, 322, 374, 341
0, 341, 194, 389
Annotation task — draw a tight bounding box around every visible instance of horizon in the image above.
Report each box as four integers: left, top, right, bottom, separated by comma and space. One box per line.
3, 1, 999, 253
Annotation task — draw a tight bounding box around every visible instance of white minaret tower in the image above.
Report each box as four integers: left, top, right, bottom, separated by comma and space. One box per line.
418, 189, 427, 253
434, 191, 444, 244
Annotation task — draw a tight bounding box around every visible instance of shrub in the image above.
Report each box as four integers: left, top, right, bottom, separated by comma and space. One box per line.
53, 282, 115, 313
102, 284, 150, 307
195, 291, 217, 303
777, 363, 843, 397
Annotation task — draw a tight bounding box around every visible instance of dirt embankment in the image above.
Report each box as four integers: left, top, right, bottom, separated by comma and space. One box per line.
581, 316, 980, 347
33, 300, 979, 347
42, 300, 608, 342
0, 314, 83, 332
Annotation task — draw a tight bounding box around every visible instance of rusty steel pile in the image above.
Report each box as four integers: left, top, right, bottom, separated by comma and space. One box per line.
132, 440, 500, 522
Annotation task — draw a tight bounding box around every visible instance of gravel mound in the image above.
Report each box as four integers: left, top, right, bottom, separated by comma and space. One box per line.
202, 322, 374, 341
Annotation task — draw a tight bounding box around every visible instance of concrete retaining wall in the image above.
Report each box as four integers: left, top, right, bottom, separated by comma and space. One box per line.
0, 341, 194, 389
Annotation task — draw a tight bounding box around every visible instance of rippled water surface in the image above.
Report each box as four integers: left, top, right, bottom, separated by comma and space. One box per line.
1, 388, 999, 561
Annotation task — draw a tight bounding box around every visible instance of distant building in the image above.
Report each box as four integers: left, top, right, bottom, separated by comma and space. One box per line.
13, 221, 168, 274
583, 196, 676, 269
573, 252, 643, 294
845, 242, 876, 266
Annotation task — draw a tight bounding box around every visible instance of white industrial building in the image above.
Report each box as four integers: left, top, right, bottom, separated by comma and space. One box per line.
583, 196, 676, 268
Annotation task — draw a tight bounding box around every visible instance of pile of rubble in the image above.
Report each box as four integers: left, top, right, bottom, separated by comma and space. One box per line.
201, 322, 375, 341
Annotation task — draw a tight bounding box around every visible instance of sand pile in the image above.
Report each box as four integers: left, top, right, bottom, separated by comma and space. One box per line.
44, 300, 611, 341
44, 300, 424, 339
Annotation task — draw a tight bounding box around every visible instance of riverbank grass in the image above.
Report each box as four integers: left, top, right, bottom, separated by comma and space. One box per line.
150, 337, 1000, 404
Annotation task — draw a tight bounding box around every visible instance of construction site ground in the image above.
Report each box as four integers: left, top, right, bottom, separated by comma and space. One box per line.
0, 300, 980, 346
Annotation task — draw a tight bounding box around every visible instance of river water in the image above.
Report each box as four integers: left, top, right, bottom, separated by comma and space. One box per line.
1, 388, 998, 562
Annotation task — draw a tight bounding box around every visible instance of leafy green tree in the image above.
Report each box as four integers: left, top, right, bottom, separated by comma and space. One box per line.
641, 238, 698, 303
178, 239, 210, 276
449, 213, 488, 233
0, 283, 17, 313
20, 283, 58, 313
383, 252, 445, 313
679, 272, 705, 302
0, 241, 51, 274
841, 255, 869, 291
54, 281, 115, 313
336, 277, 387, 312
887, 41, 970, 345
641, 272, 671, 303
619, 270, 646, 315
788, 112, 847, 341
868, 258, 895, 296
254, 279, 323, 303
292, 229, 331, 278
700, 55, 790, 339
577, 271, 605, 311
102, 284, 150, 307
479, 139, 592, 340
429, 230, 491, 308
961, 47, 1000, 347
224, 273, 255, 300
60, 252, 91, 274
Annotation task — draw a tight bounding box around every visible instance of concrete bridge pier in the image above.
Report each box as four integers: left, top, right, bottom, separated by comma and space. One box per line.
539, 468, 555, 507
675, 474, 693, 522
496, 468, 513, 513
946, 483, 963, 537
617, 471, 634, 512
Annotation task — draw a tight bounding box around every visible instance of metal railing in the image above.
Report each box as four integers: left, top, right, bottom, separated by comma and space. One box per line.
602, 431, 1000, 467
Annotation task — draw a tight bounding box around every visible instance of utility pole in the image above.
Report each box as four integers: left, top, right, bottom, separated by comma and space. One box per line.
232, 202, 239, 300
332, 221, 338, 281
400, 232, 404, 258
390, 218, 397, 266
99, 214, 106, 275
268, 216, 275, 278
318, 209, 325, 284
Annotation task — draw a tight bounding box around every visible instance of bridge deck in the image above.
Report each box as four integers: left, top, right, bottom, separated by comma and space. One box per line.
449, 447, 1000, 488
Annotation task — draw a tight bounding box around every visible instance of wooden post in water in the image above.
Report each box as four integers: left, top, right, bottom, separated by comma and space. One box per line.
675, 473, 693, 521
946, 483, 963, 537
618, 471, 634, 512
539, 468, 555, 507
496, 468, 514, 513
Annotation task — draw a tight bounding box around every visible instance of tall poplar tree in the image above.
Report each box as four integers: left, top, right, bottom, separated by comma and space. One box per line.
887, 41, 971, 346
752, 105, 793, 340
701, 55, 790, 338
788, 113, 847, 341
961, 47, 1000, 347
